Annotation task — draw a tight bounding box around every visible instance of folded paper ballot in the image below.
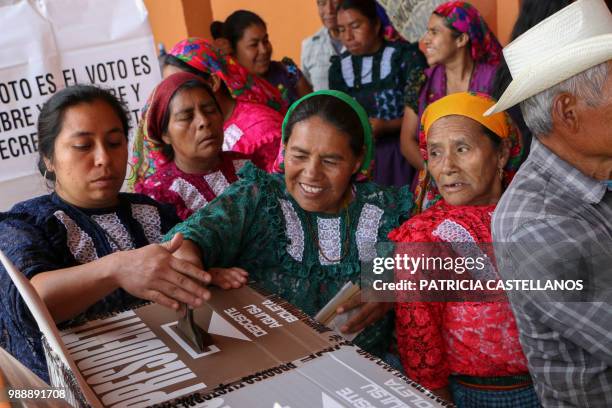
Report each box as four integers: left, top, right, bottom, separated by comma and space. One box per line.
1, 250, 449, 408
315, 281, 364, 341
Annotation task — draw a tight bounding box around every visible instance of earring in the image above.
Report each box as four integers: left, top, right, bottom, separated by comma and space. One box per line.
125, 161, 136, 181
498, 167, 504, 181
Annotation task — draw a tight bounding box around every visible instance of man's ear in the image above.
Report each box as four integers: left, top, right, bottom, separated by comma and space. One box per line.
551, 92, 579, 134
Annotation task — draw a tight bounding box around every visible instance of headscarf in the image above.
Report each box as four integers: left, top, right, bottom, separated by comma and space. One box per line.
275, 90, 374, 180
413, 92, 524, 212
433, 1, 502, 65
128, 72, 213, 189
169, 38, 287, 113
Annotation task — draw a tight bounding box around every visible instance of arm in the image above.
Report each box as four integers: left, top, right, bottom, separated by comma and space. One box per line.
400, 107, 424, 170
369, 117, 403, 139
30, 233, 210, 323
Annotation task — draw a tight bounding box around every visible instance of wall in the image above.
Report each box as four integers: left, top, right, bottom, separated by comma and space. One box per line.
143, 0, 214, 51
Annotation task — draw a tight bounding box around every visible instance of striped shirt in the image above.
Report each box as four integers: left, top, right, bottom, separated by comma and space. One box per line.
492, 138, 612, 407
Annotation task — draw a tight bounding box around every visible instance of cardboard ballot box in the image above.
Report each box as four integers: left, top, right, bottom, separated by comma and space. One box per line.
44, 286, 450, 408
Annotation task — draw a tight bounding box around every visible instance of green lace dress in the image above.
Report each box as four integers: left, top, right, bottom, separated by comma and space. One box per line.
167, 163, 412, 358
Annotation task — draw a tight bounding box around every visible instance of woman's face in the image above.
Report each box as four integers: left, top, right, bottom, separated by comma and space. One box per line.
234, 24, 272, 76
46, 100, 127, 208
426, 115, 509, 207
162, 86, 224, 173
284, 115, 362, 214
336, 8, 381, 56
421, 14, 464, 66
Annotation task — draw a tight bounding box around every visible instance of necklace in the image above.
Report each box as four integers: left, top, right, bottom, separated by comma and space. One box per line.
304, 208, 351, 263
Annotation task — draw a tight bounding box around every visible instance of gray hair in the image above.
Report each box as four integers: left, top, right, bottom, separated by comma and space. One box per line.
520, 61, 609, 137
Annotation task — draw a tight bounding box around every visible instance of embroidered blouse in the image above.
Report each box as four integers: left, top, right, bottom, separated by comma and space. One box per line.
0, 193, 179, 382
134, 152, 248, 220
168, 162, 412, 358
388, 200, 528, 390
223, 100, 283, 173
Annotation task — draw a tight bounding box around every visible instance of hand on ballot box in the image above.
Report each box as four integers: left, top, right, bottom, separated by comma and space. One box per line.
336, 297, 393, 335
114, 233, 211, 311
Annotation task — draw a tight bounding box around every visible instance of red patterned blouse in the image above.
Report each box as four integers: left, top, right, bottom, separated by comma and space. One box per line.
134, 152, 248, 220
388, 200, 528, 390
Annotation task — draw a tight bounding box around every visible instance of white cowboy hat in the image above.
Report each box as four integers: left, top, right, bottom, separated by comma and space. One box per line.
486, 0, 612, 116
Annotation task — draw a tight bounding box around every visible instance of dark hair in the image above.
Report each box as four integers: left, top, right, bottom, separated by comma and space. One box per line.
210, 21, 224, 39
481, 125, 502, 150
222, 10, 267, 50
338, 0, 379, 24
37, 85, 130, 181
284, 95, 364, 157
159, 80, 220, 161
159, 54, 211, 81
492, 0, 572, 100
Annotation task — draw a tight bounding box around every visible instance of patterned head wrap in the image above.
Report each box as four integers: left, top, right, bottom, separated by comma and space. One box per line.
413, 92, 524, 212
433, 1, 502, 65
128, 72, 215, 190
169, 38, 287, 113
275, 90, 374, 180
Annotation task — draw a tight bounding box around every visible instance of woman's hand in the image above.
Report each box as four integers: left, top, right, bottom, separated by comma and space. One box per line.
112, 233, 211, 310
209, 267, 249, 290
369, 117, 403, 139
336, 296, 393, 334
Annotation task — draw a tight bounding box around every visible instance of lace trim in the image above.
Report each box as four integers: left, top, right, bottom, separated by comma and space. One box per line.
356, 204, 384, 262
278, 199, 304, 262
203, 170, 231, 197
91, 213, 134, 251
54, 211, 98, 263
233, 159, 248, 173
131, 204, 163, 244
341, 55, 355, 87
380, 46, 396, 80
223, 123, 244, 151
432, 219, 497, 279
170, 177, 208, 212
316, 217, 341, 265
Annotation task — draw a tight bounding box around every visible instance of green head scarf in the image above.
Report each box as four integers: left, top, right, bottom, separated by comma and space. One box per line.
279, 90, 374, 179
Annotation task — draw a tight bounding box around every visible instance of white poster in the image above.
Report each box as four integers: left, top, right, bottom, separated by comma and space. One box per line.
0, 0, 161, 210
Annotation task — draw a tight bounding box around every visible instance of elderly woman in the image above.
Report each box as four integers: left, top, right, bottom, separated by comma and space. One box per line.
399, 1, 502, 209
170, 90, 412, 359
216, 10, 313, 105
157, 38, 285, 172
389, 93, 536, 407
0, 85, 210, 382
130, 72, 250, 222
329, 0, 427, 187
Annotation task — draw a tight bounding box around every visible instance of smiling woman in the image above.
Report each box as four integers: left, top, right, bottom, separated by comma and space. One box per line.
0, 85, 212, 383
168, 90, 413, 362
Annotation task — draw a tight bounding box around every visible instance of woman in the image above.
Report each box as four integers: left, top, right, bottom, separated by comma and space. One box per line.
157, 38, 285, 172
390, 93, 536, 407
216, 10, 313, 106
130, 72, 250, 221
169, 90, 412, 360
329, 0, 427, 187
0, 85, 211, 382
399, 1, 502, 209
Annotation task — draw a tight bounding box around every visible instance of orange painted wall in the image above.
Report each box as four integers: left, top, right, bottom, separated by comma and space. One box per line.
143, 0, 214, 51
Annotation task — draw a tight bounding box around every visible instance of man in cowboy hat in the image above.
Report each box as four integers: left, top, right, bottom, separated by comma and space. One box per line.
489, 0, 612, 406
